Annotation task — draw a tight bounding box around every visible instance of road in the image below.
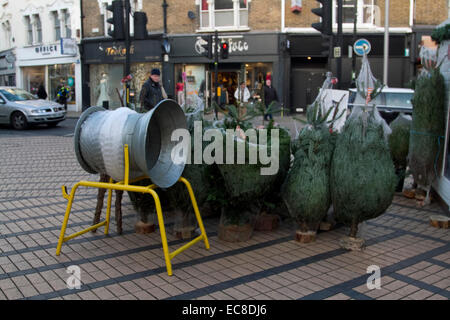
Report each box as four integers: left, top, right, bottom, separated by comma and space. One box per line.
0, 118, 78, 137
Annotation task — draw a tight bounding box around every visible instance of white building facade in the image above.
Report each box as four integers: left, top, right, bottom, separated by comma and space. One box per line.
0, 0, 82, 112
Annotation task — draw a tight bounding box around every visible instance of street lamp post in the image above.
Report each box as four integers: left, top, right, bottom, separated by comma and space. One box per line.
124, 0, 131, 107
383, 0, 390, 86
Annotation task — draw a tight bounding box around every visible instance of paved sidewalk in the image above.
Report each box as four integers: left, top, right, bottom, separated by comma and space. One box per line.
0, 134, 448, 300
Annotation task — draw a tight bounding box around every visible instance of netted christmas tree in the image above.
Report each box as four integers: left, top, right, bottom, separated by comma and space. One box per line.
330, 55, 396, 246
217, 120, 291, 226
282, 82, 342, 240
408, 46, 446, 201
388, 114, 412, 191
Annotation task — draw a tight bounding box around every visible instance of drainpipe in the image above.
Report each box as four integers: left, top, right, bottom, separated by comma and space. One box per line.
162, 0, 170, 97
281, 0, 285, 33
163, 0, 168, 34
409, 0, 414, 27
79, 0, 84, 39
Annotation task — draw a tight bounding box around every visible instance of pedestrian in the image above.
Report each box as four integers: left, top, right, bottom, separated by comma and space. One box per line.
198, 79, 206, 98
56, 81, 70, 110
176, 75, 185, 106
37, 84, 47, 100
234, 81, 250, 103
263, 74, 278, 121
140, 68, 167, 112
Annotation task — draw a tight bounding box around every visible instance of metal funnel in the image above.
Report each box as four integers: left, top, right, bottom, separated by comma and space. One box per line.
74, 99, 188, 188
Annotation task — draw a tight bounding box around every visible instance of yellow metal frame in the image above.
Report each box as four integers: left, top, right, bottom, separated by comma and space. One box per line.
56, 144, 210, 276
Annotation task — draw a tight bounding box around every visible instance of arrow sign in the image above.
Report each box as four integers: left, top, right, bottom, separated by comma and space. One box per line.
353, 38, 371, 56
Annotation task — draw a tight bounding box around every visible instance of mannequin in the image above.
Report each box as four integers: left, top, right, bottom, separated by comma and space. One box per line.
96, 73, 110, 107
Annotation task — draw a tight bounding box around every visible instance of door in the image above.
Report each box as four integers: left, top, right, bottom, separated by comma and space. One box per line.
291, 68, 327, 112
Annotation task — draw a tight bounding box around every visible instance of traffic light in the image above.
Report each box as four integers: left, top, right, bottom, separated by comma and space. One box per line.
134, 12, 148, 40
311, 0, 332, 36
107, 0, 125, 40
320, 35, 332, 57
220, 42, 229, 60
201, 35, 213, 59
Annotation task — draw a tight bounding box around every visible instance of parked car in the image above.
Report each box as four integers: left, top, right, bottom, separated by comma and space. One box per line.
348, 87, 414, 124
0, 87, 66, 130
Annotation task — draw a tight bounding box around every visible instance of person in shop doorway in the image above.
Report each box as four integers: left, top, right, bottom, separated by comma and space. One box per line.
140, 68, 168, 113
37, 84, 47, 100
234, 81, 250, 103
263, 74, 278, 121
56, 81, 70, 111
176, 75, 185, 106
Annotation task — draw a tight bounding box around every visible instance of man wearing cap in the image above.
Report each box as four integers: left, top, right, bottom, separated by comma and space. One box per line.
140, 68, 165, 112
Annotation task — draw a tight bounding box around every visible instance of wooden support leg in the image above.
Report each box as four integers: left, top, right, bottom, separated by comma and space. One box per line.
115, 190, 123, 235
92, 174, 110, 233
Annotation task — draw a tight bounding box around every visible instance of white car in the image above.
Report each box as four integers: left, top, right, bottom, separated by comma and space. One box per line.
0, 87, 66, 130
348, 87, 414, 124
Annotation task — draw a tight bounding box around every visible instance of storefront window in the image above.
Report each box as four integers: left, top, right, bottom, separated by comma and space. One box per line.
22, 66, 45, 95
245, 62, 272, 101
174, 64, 206, 107
48, 63, 75, 103
0, 74, 15, 86
89, 62, 161, 110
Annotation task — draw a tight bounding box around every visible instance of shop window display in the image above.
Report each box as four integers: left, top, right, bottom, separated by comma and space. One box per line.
90, 62, 162, 110
245, 63, 272, 102
22, 66, 45, 96
174, 65, 206, 107
48, 63, 76, 104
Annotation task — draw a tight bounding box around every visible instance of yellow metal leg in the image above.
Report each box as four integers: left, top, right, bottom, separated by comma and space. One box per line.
148, 188, 173, 276
56, 183, 80, 256
56, 144, 211, 276
179, 177, 210, 250
104, 178, 113, 235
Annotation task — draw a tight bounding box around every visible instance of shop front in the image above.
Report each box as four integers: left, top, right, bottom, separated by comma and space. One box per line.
16, 41, 82, 112
168, 33, 281, 109
81, 39, 162, 111
287, 33, 412, 113
0, 49, 16, 87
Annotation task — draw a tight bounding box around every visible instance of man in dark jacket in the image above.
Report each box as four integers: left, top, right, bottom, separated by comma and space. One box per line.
263, 75, 278, 121
140, 68, 164, 112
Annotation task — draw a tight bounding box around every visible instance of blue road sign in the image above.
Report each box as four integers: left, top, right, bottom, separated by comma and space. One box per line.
353, 38, 371, 56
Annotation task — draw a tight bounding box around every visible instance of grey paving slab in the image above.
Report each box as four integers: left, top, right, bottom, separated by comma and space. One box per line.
0, 132, 448, 301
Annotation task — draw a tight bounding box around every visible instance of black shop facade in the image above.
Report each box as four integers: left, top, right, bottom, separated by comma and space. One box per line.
286, 33, 413, 113
80, 38, 163, 111
166, 33, 282, 109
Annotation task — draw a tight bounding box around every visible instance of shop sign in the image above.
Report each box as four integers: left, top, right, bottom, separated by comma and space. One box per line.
17, 44, 69, 62
0, 53, 15, 71
194, 37, 249, 56
83, 40, 162, 64
105, 45, 135, 57
35, 45, 58, 55
61, 38, 78, 56
172, 34, 279, 58
0, 58, 11, 71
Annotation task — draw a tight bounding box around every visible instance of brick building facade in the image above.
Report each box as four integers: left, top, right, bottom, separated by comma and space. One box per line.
79, 0, 448, 112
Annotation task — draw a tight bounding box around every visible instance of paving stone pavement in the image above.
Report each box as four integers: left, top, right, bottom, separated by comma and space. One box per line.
0, 134, 449, 301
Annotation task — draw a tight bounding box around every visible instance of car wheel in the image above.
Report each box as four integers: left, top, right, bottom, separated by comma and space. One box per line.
11, 112, 28, 130
47, 122, 59, 128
